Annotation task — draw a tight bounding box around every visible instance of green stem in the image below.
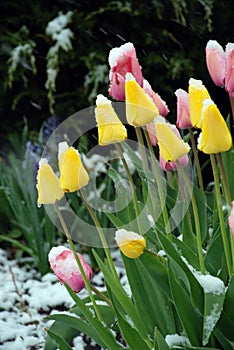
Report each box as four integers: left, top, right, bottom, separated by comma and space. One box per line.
217, 153, 231, 207
189, 128, 204, 191
144, 128, 172, 239
177, 164, 205, 274
90, 284, 113, 307
135, 126, 149, 172
115, 143, 142, 234
210, 154, 232, 277
79, 190, 119, 280
229, 95, 234, 124
54, 203, 103, 322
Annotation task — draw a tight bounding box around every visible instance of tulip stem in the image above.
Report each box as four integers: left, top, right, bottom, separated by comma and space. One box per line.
217, 153, 231, 207
229, 96, 234, 124
210, 154, 232, 277
54, 203, 103, 322
135, 127, 149, 172
143, 128, 171, 239
177, 163, 205, 274
189, 128, 204, 191
90, 284, 113, 307
79, 190, 119, 280
115, 143, 142, 234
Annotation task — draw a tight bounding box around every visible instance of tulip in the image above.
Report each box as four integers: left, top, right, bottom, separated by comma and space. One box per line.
58, 142, 89, 192
143, 79, 169, 116
225, 43, 234, 99
189, 78, 210, 128
125, 73, 159, 127
197, 99, 232, 154
37, 158, 64, 206
175, 89, 192, 129
48, 246, 93, 293
146, 122, 157, 146
108, 42, 143, 101
205, 40, 225, 87
154, 116, 190, 162
115, 229, 146, 259
95, 94, 127, 145
159, 154, 189, 171
228, 201, 234, 238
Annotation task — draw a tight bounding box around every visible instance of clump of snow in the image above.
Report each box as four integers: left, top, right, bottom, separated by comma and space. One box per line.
96, 94, 111, 105
196, 273, 225, 295
108, 42, 134, 67
125, 72, 136, 81
189, 78, 203, 88
165, 333, 190, 347
206, 40, 224, 51
203, 303, 220, 345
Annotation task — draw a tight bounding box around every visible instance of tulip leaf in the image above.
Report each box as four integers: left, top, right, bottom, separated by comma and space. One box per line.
44, 321, 79, 350
202, 291, 226, 346
46, 328, 74, 350
64, 284, 125, 350
154, 328, 170, 350
172, 235, 200, 270
92, 250, 152, 346
122, 252, 176, 337
192, 185, 208, 244
167, 259, 202, 345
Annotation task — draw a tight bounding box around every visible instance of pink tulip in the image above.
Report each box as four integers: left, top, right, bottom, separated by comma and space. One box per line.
48, 246, 93, 293
228, 201, 234, 238
175, 89, 192, 129
225, 43, 234, 99
146, 122, 157, 146
143, 79, 169, 116
205, 40, 225, 87
159, 153, 189, 171
108, 42, 143, 100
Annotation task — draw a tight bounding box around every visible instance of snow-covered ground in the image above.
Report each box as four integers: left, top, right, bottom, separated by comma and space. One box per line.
0, 248, 126, 350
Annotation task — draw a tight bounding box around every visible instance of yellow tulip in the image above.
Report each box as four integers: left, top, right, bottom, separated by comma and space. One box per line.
197, 100, 232, 154
154, 116, 191, 162
37, 158, 64, 206
95, 94, 127, 145
115, 229, 146, 259
125, 73, 159, 126
189, 78, 210, 128
58, 142, 89, 192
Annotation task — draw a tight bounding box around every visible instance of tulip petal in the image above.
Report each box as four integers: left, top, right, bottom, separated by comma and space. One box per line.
125, 73, 159, 126
206, 40, 225, 87
189, 78, 210, 128
95, 94, 127, 145
37, 158, 64, 206
197, 100, 232, 154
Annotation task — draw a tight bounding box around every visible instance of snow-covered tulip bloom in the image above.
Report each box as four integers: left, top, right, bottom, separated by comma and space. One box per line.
154, 117, 190, 163
189, 78, 210, 128
109, 42, 143, 101
175, 89, 192, 129
95, 94, 127, 145
125, 73, 159, 127
37, 158, 64, 206
225, 43, 234, 98
48, 246, 93, 293
115, 229, 146, 259
143, 79, 169, 117
58, 142, 89, 192
197, 99, 232, 154
205, 40, 225, 87
228, 201, 234, 238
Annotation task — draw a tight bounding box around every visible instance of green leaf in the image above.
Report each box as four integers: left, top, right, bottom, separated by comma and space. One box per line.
202, 292, 226, 345
93, 250, 152, 348
168, 259, 202, 346
46, 328, 74, 350
44, 321, 78, 350
123, 251, 176, 337
172, 235, 200, 270
154, 328, 170, 350
192, 185, 208, 244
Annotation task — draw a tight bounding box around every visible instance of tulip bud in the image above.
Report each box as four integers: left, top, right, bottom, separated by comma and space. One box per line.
109, 42, 143, 101
175, 89, 192, 129
37, 158, 64, 206
143, 79, 169, 116
154, 116, 190, 162
206, 40, 225, 87
95, 94, 127, 145
115, 229, 146, 259
189, 78, 210, 128
48, 246, 93, 293
225, 43, 234, 99
228, 201, 234, 238
58, 142, 89, 192
125, 73, 159, 127
197, 99, 232, 154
